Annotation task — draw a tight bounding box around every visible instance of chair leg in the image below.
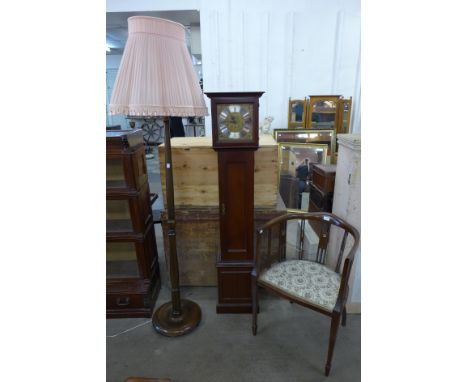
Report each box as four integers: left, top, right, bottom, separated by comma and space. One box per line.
341, 306, 347, 327
325, 312, 341, 376
251, 276, 258, 336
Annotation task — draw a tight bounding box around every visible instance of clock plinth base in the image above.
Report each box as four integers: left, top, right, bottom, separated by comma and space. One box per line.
216, 264, 253, 314
152, 299, 201, 337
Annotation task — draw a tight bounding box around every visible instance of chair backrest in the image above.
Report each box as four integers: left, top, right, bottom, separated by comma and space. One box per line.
254, 212, 360, 290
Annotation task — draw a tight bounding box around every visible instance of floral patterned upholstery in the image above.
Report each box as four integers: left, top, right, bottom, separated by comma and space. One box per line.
258, 260, 341, 312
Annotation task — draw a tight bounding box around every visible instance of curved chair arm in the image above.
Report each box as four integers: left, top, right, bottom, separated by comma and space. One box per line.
258, 211, 355, 234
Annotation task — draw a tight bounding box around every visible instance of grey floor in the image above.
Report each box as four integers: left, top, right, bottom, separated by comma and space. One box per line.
106, 145, 361, 382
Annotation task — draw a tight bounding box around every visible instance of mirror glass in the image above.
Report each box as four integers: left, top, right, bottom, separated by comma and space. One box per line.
311, 100, 337, 129
341, 101, 350, 134
278, 144, 328, 211
275, 129, 335, 156
290, 101, 305, 123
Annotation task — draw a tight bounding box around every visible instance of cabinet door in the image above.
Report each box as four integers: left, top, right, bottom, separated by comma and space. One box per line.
218, 151, 254, 262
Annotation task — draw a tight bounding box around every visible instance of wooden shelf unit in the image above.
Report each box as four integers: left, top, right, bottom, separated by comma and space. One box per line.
106, 129, 161, 318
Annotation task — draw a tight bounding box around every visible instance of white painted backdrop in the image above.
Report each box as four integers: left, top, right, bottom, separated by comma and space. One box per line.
107, 0, 361, 135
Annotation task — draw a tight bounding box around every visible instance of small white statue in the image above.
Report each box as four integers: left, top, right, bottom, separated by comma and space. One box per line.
261, 116, 274, 135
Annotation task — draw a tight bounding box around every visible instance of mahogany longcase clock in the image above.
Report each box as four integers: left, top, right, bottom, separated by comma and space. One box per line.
205, 92, 264, 313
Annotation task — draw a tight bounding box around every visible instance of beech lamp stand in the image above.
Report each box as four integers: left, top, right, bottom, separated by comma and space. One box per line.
206, 92, 264, 313
152, 116, 202, 336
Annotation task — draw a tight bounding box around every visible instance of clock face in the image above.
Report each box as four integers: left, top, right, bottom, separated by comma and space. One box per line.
217, 104, 254, 141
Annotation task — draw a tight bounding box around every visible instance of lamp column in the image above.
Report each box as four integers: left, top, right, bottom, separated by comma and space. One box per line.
152, 116, 202, 336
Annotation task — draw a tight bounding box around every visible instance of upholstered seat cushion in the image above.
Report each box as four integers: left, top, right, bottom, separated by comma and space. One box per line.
258, 260, 341, 312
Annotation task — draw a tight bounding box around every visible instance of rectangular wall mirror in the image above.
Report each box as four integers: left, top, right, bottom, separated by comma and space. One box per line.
278, 143, 328, 212
274, 128, 336, 157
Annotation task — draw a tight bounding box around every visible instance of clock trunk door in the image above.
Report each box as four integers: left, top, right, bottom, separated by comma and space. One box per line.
218, 151, 254, 262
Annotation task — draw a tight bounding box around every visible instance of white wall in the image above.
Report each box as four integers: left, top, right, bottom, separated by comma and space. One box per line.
107, 0, 201, 12
107, 0, 361, 135
199, 0, 360, 135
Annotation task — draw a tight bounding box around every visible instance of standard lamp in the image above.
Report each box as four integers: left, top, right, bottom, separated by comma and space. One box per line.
109, 16, 207, 336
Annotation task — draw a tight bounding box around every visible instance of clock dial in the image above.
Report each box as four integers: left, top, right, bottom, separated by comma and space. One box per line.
217, 104, 253, 140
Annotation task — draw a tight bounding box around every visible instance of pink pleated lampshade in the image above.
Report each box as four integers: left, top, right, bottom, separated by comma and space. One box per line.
109, 16, 207, 117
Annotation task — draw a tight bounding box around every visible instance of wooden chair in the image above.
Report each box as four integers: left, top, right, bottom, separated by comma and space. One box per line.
251, 212, 360, 376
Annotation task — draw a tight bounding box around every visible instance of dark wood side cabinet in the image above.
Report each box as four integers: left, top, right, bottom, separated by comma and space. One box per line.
106, 130, 161, 318
309, 164, 337, 234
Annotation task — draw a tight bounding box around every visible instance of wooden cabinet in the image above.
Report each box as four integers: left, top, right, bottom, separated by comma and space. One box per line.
157, 136, 278, 208
311, 164, 336, 194
160, 206, 285, 286
106, 130, 161, 318
309, 164, 337, 234
329, 134, 361, 312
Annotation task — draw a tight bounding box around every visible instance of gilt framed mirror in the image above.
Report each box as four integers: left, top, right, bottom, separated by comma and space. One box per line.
273, 128, 336, 157
287, 98, 307, 129
306, 95, 342, 130
278, 143, 328, 212
337, 97, 352, 134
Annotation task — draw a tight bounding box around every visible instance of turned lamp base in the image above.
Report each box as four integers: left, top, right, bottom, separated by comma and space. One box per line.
152, 299, 201, 337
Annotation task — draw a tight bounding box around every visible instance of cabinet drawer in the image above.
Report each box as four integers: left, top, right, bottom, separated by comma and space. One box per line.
311, 164, 336, 194
106, 276, 161, 319
106, 293, 145, 310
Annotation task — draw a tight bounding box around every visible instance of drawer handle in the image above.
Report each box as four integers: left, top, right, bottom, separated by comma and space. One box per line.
116, 297, 130, 306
